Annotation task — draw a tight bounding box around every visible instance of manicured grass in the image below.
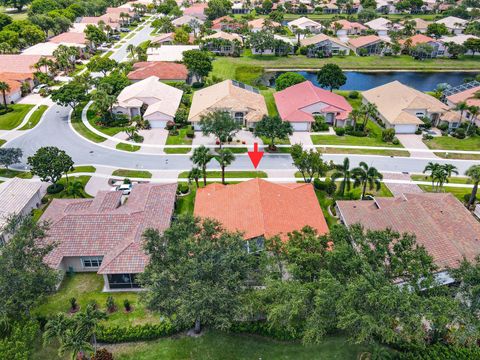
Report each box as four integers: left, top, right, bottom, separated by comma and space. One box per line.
216, 147, 248, 153
47, 176, 92, 200
18, 105, 48, 130
411, 174, 471, 184
319, 147, 410, 157
166, 127, 193, 146
112, 169, 152, 178
175, 185, 196, 215
87, 107, 124, 136
103, 50, 114, 58
315, 190, 338, 228
164, 147, 191, 154
111, 331, 368, 360
178, 171, 268, 179
334, 90, 362, 110
116, 142, 141, 152
312, 121, 402, 148
69, 166, 96, 174
0, 139, 5, 146
0, 104, 34, 130
261, 88, 278, 117
0, 6, 28, 20
0, 168, 33, 178
211, 54, 480, 72
71, 103, 107, 143
234, 64, 264, 86
259, 135, 290, 146
419, 185, 478, 203
423, 135, 480, 151
34, 273, 159, 328
434, 152, 480, 160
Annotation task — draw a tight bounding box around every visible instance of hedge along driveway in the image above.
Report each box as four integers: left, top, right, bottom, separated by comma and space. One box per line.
0, 104, 34, 130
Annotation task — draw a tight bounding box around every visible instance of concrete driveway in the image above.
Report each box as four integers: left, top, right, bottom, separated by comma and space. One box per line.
396, 134, 437, 158
289, 132, 313, 146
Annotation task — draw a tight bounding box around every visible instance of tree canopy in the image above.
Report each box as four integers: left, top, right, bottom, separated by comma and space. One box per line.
27, 146, 74, 185
199, 110, 241, 148
253, 115, 293, 150
317, 64, 346, 91
275, 72, 306, 91
182, 49, 213, 82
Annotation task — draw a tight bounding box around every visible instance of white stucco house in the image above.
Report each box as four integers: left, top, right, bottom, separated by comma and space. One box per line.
113, 76, 183, 128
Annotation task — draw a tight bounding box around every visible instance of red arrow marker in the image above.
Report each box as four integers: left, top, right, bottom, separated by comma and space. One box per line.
248, 142, 264, 169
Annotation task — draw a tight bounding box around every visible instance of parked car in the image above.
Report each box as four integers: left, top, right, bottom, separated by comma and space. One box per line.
111, 35, 121, 40
32, 84, 48, 94
111, 183, 133, 195
120, 27, 131, 32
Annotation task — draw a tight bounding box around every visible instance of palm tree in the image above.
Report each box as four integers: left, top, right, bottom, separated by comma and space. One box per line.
216, 148, 235, 185
454, 101, 468, 123
360, 102, 378, 129
465, 165, 480, 209
0, 81, 10, 110
43, 313, 72, 347
432, 167, 447, 191
75, 303, 106, 355
127, 44, 135, 59
331, 157, 352, 196
58, 327, 93, 360
442, 163, 458, 178
191, 145, 213, 186
423, 162, 441, 188
351, 162, 383, 200
467, 106, 479, 132
65, 180, 84, 198
188, 167, 201, 188
349, 108, 362, 130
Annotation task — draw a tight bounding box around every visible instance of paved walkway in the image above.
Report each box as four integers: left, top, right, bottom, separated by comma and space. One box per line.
383, 172, 424, 197
289, 132, 313, 146
84, 166, 113, 196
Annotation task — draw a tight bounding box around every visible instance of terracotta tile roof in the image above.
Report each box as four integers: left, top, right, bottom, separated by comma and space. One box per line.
42, 183, 177, 274
194, 179, 329, 240
0, 71, 32, 95
446, 85, 480, 108
248, 18, 280, 29
300, 33, 349, 48
333, 19, 367, 31
49, 32, 87, 45
183, 3, 207, 15
128, 61, 188, 81
188, 79, 268, 123
212, 16, 239, 30
274, 81, 352, 122
203, 31, 242, 42
0, 55, 43, 74
400, 34, 437, 46
336, 193, 480, 269
348, 35, 383, 49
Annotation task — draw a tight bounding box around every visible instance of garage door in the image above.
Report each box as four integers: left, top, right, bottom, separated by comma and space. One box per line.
149, 120, 167, 129
291, 122, 310, 131
394, 124, 418, 134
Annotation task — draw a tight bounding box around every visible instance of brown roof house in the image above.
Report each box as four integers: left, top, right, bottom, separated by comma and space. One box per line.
194, 179, 329, 251
300, 34, 351, 57
336, 193, 480, 285
188, 79, 268, 130
42, 183, 177, 291
127, 61, 188, 82
348, 35, 387, 55
362, 80, 448, 133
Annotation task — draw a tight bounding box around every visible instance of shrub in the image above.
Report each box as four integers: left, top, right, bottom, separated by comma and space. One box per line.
392, 137, 400, 145
166, 120, 175, 130
186, 129, 195, 138
0, 107, 13, 115
464, 193, 471, 203
334, 127, 345, 136
437, 123, 449, 131
313, 178, 322, 190
123, 299, 131, 312
422, 134, 433, 140
177, 183, 189, 195
298, 46, 308, 55
191, 82, 204, 89
175, 106, 188, 124
415, 129, 422, 135
97, 322, 177, 343
382, 128, 396, 142
47, 183, 64, 194
91, 348, 114, 360
454, 127, 466, 139
106, 296, 116, 313
123, 178, 131, 184
399, 344, 480, 360
348, 90, 359, 99
312, 115, 329, 132
419, 116, 432, 129
70, 297, 77, 311
131, 133, 144, 143
324, 178, 337, 196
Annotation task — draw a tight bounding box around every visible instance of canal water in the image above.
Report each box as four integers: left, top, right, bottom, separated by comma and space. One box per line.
271, 71, 478, 91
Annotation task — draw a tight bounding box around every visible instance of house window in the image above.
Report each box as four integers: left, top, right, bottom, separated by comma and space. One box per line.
81, 256, 103, 268
234, 112, 244, 124
245, 237, 265, 254
224, 46, 231, 52
415, 112, 424, 117
107, 273, 141, 289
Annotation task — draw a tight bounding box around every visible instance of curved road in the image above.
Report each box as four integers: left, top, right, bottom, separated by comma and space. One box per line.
6, 104, 480, 174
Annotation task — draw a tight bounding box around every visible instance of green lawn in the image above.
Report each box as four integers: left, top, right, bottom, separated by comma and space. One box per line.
319, 148, 410, 157
411, 174, 471, 184
434, 152, 480, 160
315, 190, 338, 229
259, 135, 290, 146
112, 169, 152, 178
0, 168, 32, 178
261, 88, 278, 117
166, 127, 193, 146
116, 142, 141, 152
34, 273, 159, 328
0, 104, 34, 130
87, 107, 124, 136
164, 147, 191, 154
0, 139, 5, 146
419, 185, 478, 203
0, 6, 28, 20
18, 105, 48, 130
69, 166, 96, 174
423, 136, 480, 151
111, 331, 368, 360
334, 90, 362, 110
215, 147, 248, 153
175, 185, 196, 215
71, 103, 107, 143
178, 171, 268, 179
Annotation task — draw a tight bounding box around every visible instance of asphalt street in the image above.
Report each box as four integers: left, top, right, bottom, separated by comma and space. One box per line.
110, 21, 155, 63
6, 105, 480, 174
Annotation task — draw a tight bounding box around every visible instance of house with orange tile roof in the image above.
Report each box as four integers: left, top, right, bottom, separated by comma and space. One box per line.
400, 34, 445, 58
127, 61, 188, 82
348, 35, 388, 55
41, 183, 177, 291
49, 32, 87, 46
0, 72, 34, 103
247, 18, 281, 32
336, 193, 480, 284
211, 16, 241, 32
445, 82, 480, 127
274, 81, 352, 131
194, 179, 329, 250
183, 3, 207, 20
332, 19, 367, 37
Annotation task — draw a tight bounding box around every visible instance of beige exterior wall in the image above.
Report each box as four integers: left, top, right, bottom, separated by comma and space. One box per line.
59, 256, 102, 273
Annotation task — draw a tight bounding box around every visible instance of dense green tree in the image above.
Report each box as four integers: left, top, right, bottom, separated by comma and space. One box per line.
53, 45, 79, 73
249, 30, 274, 55
182, 49, 213, 82
316, 63, 346, 92
205, 0, 232, 20
51, 82, 89, 116
0, 320, 39, 360
0, 81, 10, 109
199, 110, 241, 149
191, 145, 214, 186
357, 8, 377, 22
290, 144, 327, 183
84, 24, 107, 49
3, 0, 30, 12
0, 147, 22, 169
27, 146, 74, 187
275, 72, 306, 91
140, 215, 264, 333
253, 115, 293, 150
151, 16, 174, 33
86, 56, 117, 76
0, 13, 12, 30
426, 23, 449, 39
464, 37, 480, 56
465, 164, 480, 208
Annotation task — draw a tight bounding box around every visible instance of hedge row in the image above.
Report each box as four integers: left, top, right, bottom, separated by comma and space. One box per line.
399, 344, 480, 360
97, 321, 178, 343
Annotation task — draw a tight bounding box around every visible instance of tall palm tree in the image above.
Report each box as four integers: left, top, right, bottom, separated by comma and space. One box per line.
0, 81, 10, 110
191, 145, 213, 186
65, 180, 84, 199
432, 167, 447, 192
442, 163, 458, 179
188, 167, 201, 188
423, 162, 441, 188
43, 313, 72, 347
467, 106, 479, 132
349, 108, 362, 130
75, 303, 106, 355
216, 148, 235, 185
454, 101, 468, 123
331, 157, 352, 196
465, 165, 480, 209
360, 103, 378, 129
351, 162, 383, 200
127, 44, 135, 59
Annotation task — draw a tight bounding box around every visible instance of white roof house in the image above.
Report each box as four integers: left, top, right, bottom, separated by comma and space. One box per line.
287, 17, 323, 33
172, 14, 204, 27
440, 34, 480, 55
435, 16, 468, 34
114, 76, 183, 128
147, 45, 200, 62
365, 17, 392, 31
0, 178, 44, 241
22, 42, 85, 56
